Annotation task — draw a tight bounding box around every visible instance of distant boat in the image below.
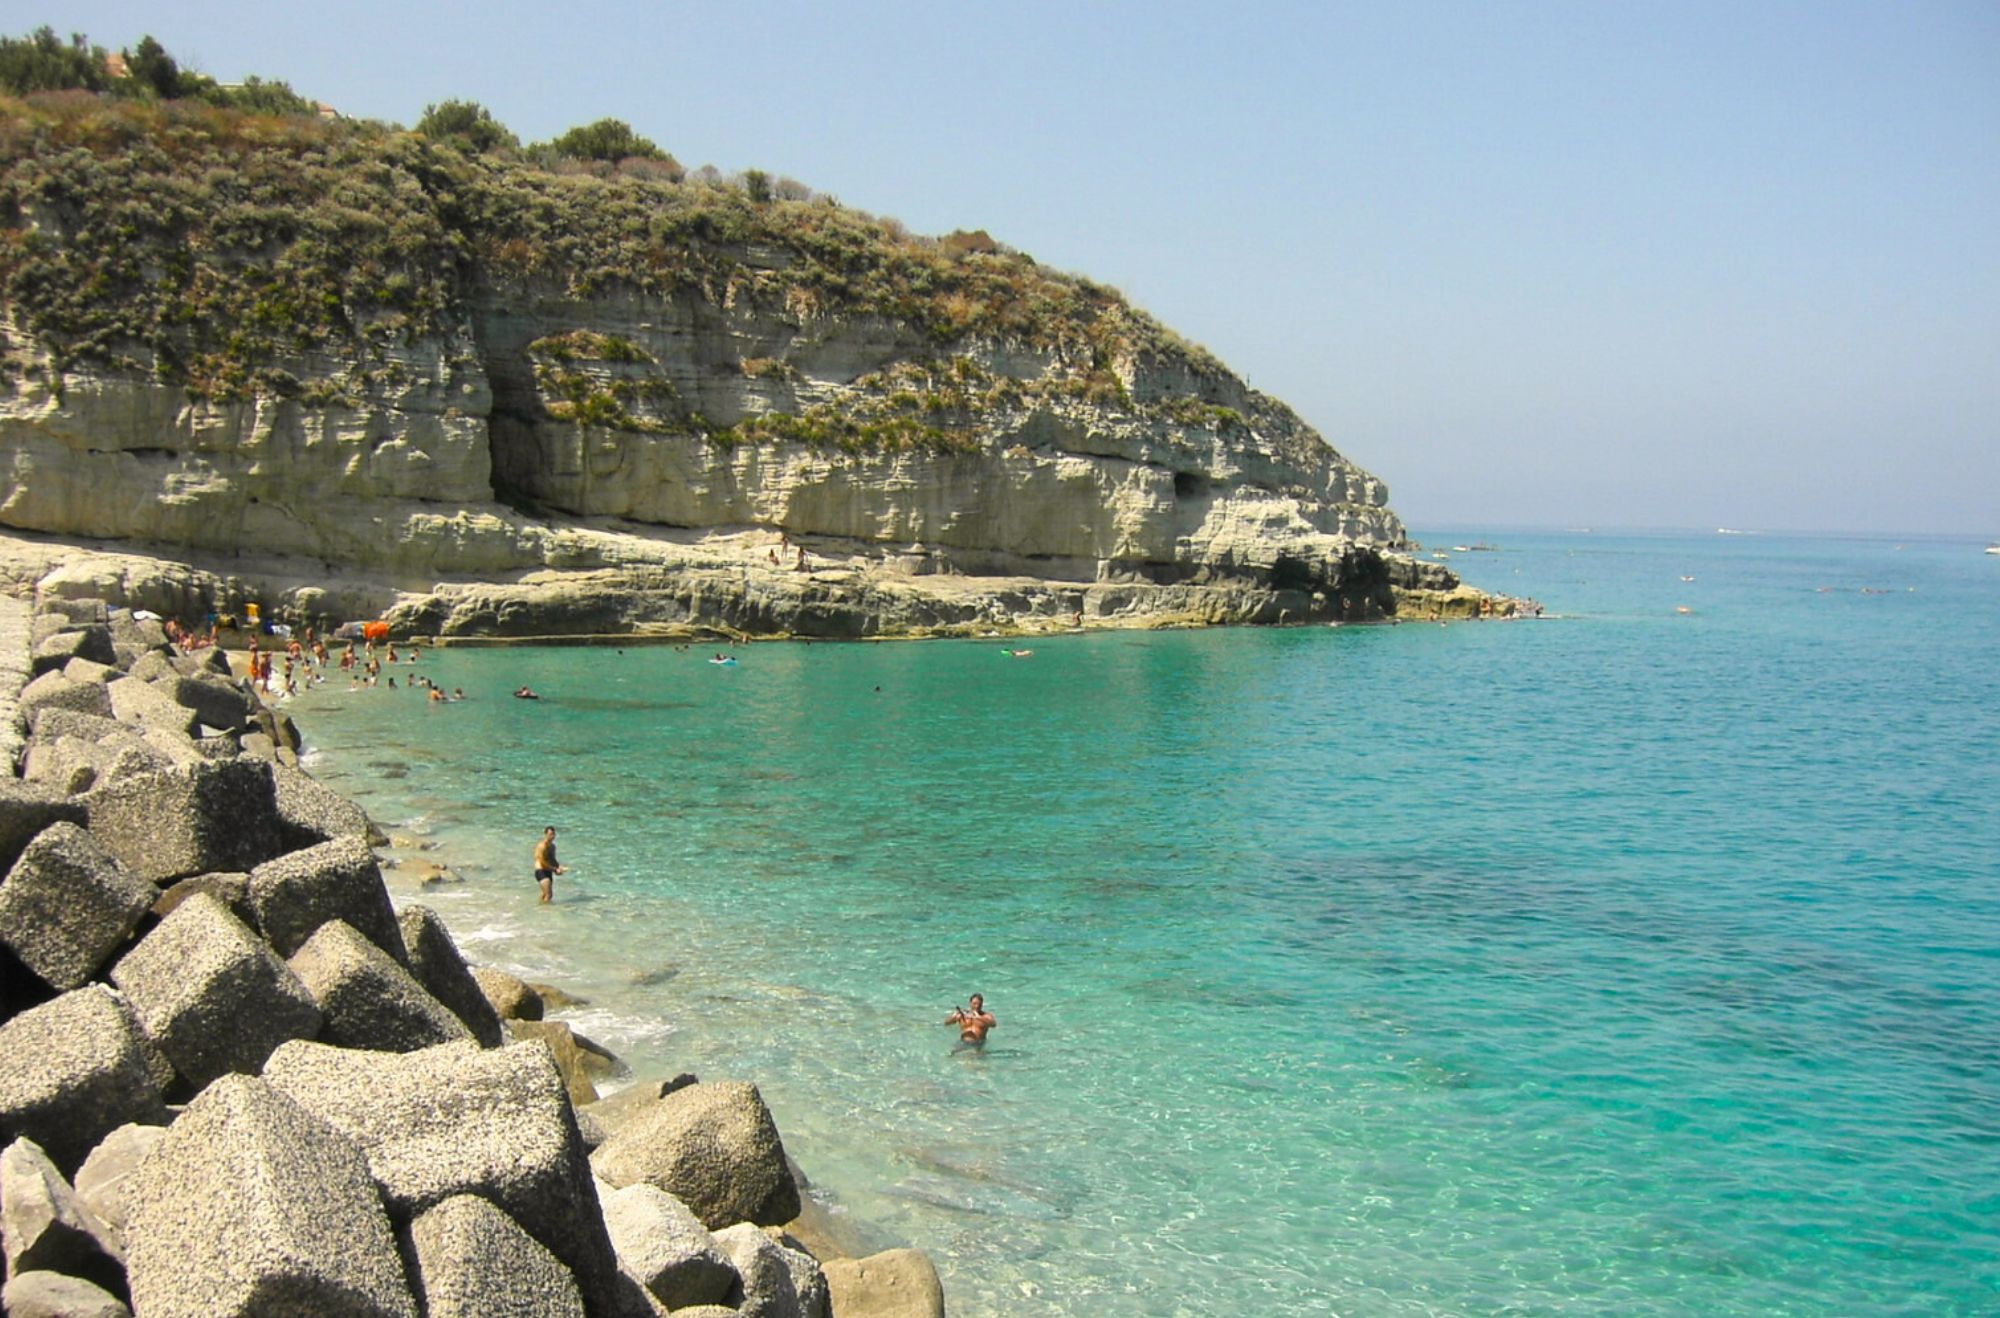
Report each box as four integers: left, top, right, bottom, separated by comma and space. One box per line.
1452, 542, 1497, 553
1987, 543, 1999, 555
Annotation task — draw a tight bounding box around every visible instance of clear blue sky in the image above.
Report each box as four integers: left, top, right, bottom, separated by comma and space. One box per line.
18, 1, 1999, 534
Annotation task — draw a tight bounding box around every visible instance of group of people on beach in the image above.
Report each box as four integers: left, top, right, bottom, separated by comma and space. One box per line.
243, 627, 334, 698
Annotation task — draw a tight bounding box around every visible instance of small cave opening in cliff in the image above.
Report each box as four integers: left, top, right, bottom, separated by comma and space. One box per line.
1173, 471, 1210, 502
1268, 552, 1319, 593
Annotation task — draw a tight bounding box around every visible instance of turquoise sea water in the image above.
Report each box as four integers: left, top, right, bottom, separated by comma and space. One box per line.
291, 531, 2000, 1316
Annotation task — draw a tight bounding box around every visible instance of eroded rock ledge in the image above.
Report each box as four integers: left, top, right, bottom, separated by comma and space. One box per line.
0, 594, 938, 1317
0, 525, 1511, 644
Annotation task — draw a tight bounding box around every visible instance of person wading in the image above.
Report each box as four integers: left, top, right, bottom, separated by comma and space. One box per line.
946, 994, 996, 1048
534, 826, 566, 904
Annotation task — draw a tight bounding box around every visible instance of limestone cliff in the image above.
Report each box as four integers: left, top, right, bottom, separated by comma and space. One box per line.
0, 91, 1478, 635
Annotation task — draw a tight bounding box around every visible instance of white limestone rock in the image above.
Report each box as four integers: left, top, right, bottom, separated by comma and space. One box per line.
712, 1221, 829, 1318
0, 1270, 131, 1318
0, 1137, 124, 1296
821, 1248, 948, 1318
72, 1122, 167, 1244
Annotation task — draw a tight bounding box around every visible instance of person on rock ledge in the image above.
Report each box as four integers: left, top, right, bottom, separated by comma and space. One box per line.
534, 825, 567, 904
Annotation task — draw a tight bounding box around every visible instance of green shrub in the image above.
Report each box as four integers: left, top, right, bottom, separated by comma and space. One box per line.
0, 28, 108, 95
541, 117, 673, 167
416, 99, 517, 153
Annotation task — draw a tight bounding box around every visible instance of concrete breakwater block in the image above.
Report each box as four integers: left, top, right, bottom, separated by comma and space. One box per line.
713, 1221, 829, 1318
0, 781, 87, 875
398, 906, 504, 1048
143, 675, 252, 736
590, 1081, 802, 1230
250, 835, 406, 961
31, 629, 116, 678
60, 659, 118, 688
287, 921, 469, 1053
0, 986, 167, 1172
123, 1074, 417, 1318
0, 823, 155, 992
102, 677, 198, 739
111, 891, 322, 1087
406, 1193, 586, 1318
261, 1038, 622, 1314
272, 762, 379, 847
0, 1137, 126, 1297
38, 600, 110, 627
17, 672, 114, 724
86, 760, 285, 883
602, 1183, 737, 1312
21, 708, 127, 747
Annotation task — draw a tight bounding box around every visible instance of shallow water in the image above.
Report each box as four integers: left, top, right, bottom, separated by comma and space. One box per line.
292, 530, 2000, 1316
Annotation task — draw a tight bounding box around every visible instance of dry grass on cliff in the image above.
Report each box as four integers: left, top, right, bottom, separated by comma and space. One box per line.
0, 89, 1231, 428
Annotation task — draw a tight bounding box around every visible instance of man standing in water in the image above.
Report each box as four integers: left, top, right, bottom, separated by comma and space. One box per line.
534, 826, 566, 904
946, 994, 996, 1047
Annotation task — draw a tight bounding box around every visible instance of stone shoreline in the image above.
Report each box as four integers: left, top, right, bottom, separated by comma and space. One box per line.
0, 529, 1527, 650
0, 594, 943, 1316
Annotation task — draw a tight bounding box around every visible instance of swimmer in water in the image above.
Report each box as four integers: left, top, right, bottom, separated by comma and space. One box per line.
945, 994, 996, 1048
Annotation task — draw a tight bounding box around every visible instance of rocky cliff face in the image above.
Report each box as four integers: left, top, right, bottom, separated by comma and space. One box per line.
0, 94, 1469, 635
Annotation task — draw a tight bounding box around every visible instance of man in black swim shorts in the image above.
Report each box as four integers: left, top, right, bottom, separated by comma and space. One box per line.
534, 825, 565, 904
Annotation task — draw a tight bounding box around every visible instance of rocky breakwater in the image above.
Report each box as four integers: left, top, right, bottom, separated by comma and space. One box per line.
0, 595, 943, 1318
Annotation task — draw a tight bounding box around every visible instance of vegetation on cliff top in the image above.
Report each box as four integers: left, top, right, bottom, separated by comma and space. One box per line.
0, 28, 1227, 416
